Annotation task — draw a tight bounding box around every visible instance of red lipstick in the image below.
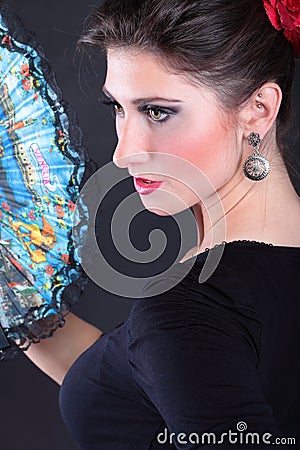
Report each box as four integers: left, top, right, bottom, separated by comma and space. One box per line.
133, 177, 163, 195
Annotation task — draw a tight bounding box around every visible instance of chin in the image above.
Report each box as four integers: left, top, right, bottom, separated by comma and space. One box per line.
141, 199, 189, 216
139, 189, 193, 216
146, 207, 171, 216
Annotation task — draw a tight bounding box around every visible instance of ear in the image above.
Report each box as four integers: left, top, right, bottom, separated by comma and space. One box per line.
239, 82, 282, 140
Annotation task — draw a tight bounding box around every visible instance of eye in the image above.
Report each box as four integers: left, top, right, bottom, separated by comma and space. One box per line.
146, 107, 169, 122
99, 95, 175, 124
99, 96, 124, 118
113, 104, 124, 115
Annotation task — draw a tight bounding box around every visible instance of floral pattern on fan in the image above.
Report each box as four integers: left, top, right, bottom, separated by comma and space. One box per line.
0, 8, 89, 351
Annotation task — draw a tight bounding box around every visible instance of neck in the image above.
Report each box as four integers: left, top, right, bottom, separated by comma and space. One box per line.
192, 149, 300, 253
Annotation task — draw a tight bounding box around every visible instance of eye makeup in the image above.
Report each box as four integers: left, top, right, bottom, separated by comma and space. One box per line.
99, 94, 179, 125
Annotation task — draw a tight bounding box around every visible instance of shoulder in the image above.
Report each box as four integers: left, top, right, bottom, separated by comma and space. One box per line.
127, 260, 265, 416
128, 257, 261, 361
131, 255, 259, 318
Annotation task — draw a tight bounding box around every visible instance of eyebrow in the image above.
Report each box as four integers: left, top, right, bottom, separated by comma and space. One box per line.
102, 85, 184, 105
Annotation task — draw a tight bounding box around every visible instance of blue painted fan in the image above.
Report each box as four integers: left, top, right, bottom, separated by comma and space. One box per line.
0, 3, 94, 360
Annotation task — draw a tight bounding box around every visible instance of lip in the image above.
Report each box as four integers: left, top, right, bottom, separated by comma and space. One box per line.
133, 177, 163, 195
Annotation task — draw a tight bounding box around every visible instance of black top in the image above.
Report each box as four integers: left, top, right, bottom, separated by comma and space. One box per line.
59, 240, 300, 449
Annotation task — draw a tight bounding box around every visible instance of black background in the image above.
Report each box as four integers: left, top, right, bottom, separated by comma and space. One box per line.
0, 1, 299, 449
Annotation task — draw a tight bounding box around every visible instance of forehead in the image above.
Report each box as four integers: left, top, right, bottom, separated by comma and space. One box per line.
105, 48, 208, 100
106, 48, 181, 85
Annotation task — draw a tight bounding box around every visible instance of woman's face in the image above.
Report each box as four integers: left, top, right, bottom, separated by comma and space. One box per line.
103, 48, 243, 216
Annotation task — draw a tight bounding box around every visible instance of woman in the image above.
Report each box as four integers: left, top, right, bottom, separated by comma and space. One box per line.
24, 0, 300, 448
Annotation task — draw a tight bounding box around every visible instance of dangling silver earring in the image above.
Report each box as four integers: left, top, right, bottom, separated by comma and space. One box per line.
243, 132, 270, 181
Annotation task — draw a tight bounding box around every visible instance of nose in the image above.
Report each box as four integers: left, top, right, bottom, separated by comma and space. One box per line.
112, 120, 151, 169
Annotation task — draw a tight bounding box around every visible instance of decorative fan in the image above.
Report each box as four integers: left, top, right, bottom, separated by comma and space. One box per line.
0, 2, 93, 360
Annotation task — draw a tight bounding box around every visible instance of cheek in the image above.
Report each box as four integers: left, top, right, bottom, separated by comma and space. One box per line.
159, 123, 233, 189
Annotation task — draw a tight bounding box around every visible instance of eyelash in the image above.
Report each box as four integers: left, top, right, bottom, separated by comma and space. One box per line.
99, 97, 175, 125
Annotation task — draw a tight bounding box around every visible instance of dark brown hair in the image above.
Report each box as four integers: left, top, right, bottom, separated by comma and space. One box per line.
78, 0, 296, 169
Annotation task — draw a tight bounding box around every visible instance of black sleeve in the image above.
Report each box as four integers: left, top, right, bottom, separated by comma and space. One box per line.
128, 262, 282, 449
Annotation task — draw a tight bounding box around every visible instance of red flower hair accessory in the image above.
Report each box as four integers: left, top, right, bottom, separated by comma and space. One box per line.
263, 0, 300, 56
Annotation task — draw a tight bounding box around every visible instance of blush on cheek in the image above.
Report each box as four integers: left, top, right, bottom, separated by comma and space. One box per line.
164, 129, 229, 188
185, 130, 236, 190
